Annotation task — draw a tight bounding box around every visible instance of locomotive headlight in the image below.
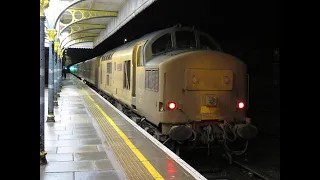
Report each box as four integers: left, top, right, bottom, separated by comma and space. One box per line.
168, 102, 177, 110
237, 101, 245, 109
223, 76, 230, 84
192, 75, 198, 85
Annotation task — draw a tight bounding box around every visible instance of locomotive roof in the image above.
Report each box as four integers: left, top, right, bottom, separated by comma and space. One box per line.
101, 26, 197, 55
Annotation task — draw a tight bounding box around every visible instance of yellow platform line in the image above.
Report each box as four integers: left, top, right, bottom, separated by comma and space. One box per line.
82, 88, 164, 180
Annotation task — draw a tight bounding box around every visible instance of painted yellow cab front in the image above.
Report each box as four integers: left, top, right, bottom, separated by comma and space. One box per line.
160, 51, 247, 124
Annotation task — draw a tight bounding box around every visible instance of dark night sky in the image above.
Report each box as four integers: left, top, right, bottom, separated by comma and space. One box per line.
67, 0, 279, 77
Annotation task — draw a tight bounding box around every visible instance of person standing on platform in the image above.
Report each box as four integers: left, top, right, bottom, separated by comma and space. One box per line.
62, 66, 67, 79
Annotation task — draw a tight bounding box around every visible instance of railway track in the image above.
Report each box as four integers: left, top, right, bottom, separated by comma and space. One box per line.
226, 157, 276, 180
259, 131, 280, 140
179, 132, 279, 180
189, 153, 277, 180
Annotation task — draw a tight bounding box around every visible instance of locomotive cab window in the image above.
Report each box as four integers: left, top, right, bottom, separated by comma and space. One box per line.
199, 34, 218, 50
152, 34, 172, 54
176, 31, 196, 49
136, 45, 144, 67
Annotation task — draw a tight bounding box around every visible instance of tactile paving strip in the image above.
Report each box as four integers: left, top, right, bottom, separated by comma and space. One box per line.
75, 81, 162, 180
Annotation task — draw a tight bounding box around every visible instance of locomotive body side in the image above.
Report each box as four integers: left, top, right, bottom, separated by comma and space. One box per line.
98, 46, 141, 107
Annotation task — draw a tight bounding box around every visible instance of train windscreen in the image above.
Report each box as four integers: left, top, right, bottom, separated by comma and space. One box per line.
199, 34, 219, 51
176, 31, 196, 49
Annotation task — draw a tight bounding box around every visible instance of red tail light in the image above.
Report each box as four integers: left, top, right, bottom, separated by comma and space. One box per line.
168, 102, 177, 110
238, 101, 245, 109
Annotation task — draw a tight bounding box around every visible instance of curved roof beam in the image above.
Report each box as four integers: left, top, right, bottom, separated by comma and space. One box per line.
69, 23, 106, 34
61, 32, 98, 48
93, 0, 157, 47
60, 23, 105, 45
54, 0, 86, 29
59, 9, 118, 35
62, 37, 95, 50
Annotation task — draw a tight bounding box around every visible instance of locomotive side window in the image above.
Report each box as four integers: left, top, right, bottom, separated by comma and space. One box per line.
153, 70, 159, 92
146, 70, 151, 90
151, 34, 172, 54
145, 70, 150, 89
107, 62, 112, 74
106, 62, 112, 86
199, 35, 218, 50
148, 70, 153, 90
176, 31, 196, 49
145, 69, 159, 92
123, 60, 131, 90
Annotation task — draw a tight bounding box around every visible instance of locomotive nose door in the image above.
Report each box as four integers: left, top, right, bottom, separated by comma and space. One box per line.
185, 68, 234, 120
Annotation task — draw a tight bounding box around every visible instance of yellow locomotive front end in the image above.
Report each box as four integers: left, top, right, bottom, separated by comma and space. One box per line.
159, 50, 257, 156
161, 51, 247, 123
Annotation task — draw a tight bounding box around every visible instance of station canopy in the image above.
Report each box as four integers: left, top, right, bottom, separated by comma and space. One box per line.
44, 0, 156, 51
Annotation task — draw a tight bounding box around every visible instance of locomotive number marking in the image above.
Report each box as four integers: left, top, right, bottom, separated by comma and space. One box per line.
200, 106, 220, 119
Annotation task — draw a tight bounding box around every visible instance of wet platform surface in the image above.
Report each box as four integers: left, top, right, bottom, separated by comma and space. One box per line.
41, 77, 127, 180
40, 74, 205, 180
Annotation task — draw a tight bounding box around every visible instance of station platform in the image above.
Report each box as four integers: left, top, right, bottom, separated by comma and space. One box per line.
40, 74, 206, 180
